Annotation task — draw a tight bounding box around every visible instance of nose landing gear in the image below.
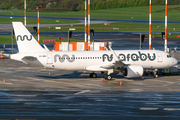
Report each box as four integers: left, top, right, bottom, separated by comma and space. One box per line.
104, 75, 112, 81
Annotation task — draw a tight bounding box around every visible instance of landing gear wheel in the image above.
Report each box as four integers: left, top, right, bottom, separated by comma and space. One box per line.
107, 75, 112, 81
104, 75, 112, 81
90, 73, 97, 78
153, 69, 159, 78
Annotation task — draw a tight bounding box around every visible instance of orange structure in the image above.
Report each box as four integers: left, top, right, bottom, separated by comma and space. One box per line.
24, 0, 26, 27
149, 0, 151, 50
85, 0, 87, 42
54, 42, 107, 51
165, 0, 168, 52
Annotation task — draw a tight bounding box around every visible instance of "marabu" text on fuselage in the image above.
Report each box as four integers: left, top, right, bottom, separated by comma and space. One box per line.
103, 51, 156, 62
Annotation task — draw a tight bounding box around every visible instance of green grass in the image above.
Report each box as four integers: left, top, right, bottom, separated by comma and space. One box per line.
1, 5, 180, 21
0, 17, 79, 24
0, 35, 84, 44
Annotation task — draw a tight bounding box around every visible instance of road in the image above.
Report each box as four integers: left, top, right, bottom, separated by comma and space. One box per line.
1, 14, 180, 30
1, 14, 180, 24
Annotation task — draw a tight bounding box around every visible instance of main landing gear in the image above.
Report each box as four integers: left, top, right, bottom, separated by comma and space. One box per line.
89, 73, 97, 78
89, 72, 112, 81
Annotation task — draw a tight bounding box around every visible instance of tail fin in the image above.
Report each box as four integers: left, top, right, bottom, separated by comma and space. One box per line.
12, 22, 46, 53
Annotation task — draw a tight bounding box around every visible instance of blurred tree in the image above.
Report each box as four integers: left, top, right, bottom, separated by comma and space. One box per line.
70, 2, 78, 11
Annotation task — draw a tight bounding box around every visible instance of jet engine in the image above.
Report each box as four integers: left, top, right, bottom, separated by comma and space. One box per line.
123, 65, 143, 78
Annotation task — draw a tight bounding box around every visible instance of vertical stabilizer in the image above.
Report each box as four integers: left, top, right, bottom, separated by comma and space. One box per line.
12, 22, 45, 53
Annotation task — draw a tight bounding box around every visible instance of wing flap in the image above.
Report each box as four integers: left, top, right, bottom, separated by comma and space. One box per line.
100, 63, 114, 69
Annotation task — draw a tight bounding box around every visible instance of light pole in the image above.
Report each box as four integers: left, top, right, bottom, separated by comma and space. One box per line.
37, 5, 40, 43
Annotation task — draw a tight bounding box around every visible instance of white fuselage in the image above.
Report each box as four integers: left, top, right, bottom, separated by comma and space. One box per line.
11, 50, 178, 72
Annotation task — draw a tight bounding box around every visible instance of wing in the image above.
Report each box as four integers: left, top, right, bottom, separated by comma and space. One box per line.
86, 46, 126, 71
107, 46, 126, 69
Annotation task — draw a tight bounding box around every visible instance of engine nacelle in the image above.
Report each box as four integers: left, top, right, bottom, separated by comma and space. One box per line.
123, 65, 143, 78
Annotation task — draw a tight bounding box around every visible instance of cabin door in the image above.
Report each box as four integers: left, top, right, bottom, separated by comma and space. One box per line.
47, 54, 53, 64
157, 52, 163, 62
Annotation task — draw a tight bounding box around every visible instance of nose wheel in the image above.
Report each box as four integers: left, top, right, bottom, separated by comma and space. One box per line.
90, 73, 97, 78
153, 69, 159, 78
104, 75, 112, 81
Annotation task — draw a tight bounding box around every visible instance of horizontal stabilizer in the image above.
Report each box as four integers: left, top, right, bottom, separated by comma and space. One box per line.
22, 56, 37, 61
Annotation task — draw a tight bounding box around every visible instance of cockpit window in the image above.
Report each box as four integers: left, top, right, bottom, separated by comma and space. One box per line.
167, 55, 171, 58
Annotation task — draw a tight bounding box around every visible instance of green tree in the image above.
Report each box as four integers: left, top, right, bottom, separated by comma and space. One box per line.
106, 1, 112, 9
95, 1, 104, 10
138, 0, 143, 6
143, 0, 149, 6
102, 2, 106, 9
5, 0, 12, 9
122, 1, 127, 7
0, 2, 5, 10
70, 2, 78, 11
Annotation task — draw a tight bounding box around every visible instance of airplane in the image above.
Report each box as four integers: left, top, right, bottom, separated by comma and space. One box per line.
10, 22, 178, 80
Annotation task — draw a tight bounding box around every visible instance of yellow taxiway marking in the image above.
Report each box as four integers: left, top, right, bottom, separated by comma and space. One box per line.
139, 108, 158, 110
163, 108, 180, 111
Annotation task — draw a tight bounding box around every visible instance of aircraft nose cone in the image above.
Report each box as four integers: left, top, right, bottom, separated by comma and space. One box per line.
173, 58, 178, 65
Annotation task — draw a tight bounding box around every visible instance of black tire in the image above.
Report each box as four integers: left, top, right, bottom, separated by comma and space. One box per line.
90, 73, 97, 78
90, 73, 93, 78
107, 75, 112, 80
92, 73, 97, 78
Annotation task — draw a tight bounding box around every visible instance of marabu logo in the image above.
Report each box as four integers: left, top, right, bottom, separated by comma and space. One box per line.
17, 35, 32, 41
54, 54, 75, 63
103, 51, 156, 62
103, 54, 113, 62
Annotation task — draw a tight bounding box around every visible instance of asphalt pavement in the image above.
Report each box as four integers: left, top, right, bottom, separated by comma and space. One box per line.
0, 58, 180, 119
